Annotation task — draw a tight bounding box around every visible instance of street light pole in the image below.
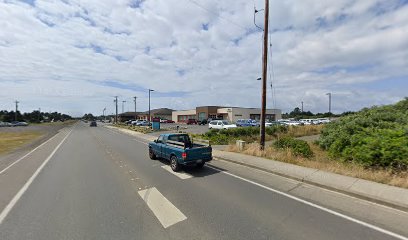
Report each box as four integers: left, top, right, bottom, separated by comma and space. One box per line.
301, 101, 304, 119
103, 107, 106, 121
260, 0, 269, 150
148, 89, 154, 121
15, 100, 19, 121
114, 96, 118, 124
133, 96, 137, 120
326, 93, 332, 116
122, 101, 126, 114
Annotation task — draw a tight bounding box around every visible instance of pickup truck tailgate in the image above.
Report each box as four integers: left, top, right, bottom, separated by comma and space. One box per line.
185, 147, 212, 162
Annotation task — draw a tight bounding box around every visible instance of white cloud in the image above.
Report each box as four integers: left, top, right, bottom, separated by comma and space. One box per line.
0, 0, 407, 116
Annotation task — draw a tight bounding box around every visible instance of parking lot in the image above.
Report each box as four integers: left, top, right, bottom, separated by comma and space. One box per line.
148, 123, 210, 137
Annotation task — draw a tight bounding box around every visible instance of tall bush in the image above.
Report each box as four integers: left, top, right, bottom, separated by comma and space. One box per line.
319, 98, 408, 170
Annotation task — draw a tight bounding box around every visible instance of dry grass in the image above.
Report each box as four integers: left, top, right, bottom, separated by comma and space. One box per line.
226, 142, 408, 189
0, 131, 43, 155
115, 124, 155, 134
286, 125, 324, 138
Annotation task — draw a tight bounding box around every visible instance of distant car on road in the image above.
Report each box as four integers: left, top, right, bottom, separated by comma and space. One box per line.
148, 133, 212, 171
10, 121, 28, 127
208, 120, 237, 130
90, 121, 97, 127
186, 119, 198, 125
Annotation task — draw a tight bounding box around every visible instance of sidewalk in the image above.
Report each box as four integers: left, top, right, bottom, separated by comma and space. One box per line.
106, 125, 408, 211
213, 150, 408, 210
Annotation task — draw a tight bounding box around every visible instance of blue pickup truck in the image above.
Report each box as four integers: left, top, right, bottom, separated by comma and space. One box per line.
148, 133, 212, 171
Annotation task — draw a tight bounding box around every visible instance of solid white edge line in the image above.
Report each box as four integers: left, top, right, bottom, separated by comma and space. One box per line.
213, 159, 408, 215
206, 165, 408, 240
0, 131, 62, 175
0, 127, 73, 225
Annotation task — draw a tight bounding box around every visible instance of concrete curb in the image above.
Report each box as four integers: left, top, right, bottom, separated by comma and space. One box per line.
213, 150, 408, 212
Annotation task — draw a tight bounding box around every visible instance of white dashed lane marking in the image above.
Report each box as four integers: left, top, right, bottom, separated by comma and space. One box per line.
138, 187, 187, 228
161, 165, 193, 179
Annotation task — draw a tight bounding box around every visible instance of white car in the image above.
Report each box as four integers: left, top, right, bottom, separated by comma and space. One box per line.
209, 120, 237, 130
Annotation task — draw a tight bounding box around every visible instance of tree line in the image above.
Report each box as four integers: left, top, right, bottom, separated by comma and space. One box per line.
0, 110, 72, 123
282, 107, 355, 119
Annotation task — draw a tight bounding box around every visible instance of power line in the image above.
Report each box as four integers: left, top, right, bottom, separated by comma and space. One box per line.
186, 0, 248, 31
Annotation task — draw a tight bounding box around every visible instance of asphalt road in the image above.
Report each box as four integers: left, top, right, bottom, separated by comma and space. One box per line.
0, 122, 407, 240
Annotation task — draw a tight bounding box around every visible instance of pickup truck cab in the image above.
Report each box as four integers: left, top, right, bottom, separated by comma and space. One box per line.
148, 133, 212, 171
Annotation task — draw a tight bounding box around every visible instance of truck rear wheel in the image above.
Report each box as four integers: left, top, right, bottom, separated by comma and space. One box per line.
170, 156, 181, 172
149, 149, 156, 160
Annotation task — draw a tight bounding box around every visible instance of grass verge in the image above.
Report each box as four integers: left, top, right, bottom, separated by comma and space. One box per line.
226, 142, 408, 189
0, 131, 43, 155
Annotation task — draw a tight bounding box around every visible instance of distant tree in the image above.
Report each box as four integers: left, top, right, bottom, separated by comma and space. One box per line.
82, 113, 95, 121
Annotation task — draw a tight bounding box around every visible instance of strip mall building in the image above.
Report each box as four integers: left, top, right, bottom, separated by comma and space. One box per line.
172, 106, 282, 123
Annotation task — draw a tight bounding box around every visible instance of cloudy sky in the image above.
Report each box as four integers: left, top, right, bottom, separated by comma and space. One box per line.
0, 0, 407, 116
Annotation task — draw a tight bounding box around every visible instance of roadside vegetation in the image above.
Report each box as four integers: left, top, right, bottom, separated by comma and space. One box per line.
318, 98, 408, 171
198, 124, 322, 145
115, 123, 154, 134
0, 131, 43, 155
227, 143, 408, 189
225, 98, 408, 188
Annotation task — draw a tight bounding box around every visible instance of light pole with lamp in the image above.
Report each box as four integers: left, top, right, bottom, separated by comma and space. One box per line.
326, 93, 331, 116
148, 89, 154, 122
122, 101, 126, 114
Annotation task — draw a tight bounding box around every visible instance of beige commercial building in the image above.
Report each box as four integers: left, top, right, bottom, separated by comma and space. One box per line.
172, 106, 281, 123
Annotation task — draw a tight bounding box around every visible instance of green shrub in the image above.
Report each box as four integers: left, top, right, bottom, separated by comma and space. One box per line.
319, 98, 408, 170
201, 125, 289, 145
274, 136, 313, 158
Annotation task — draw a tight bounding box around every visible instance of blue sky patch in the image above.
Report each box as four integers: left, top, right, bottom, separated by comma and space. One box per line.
314, 64, 375, 74
176, 69, 186, 76
19, 0, 35, 7
130, 0, 144, 9
93, 80, 189, 98
202, 23, 209, 31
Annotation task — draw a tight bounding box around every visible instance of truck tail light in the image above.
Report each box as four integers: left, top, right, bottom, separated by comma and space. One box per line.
182, 152, 187, 159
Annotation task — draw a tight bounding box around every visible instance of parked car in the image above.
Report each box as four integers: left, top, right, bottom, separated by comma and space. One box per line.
131, 120, 142, 125
208, 120, 237, 129
0, 121, 7, 127
136, 120, 150, 126
148, 133, 212, 171
186, 119, 198, 125
125, 120, 136, 125
90, 121, 97, 127
249, 119, 260, 127
198, 119, 208, 125
236, 119, 253, 127
265, 121, 285, 126
160, 119, 175, 123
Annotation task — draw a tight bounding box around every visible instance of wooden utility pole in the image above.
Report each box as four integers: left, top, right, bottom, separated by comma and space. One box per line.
260, 0, 269, 150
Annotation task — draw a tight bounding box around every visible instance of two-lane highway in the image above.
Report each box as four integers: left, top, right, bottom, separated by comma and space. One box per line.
0, 122, 407, 240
